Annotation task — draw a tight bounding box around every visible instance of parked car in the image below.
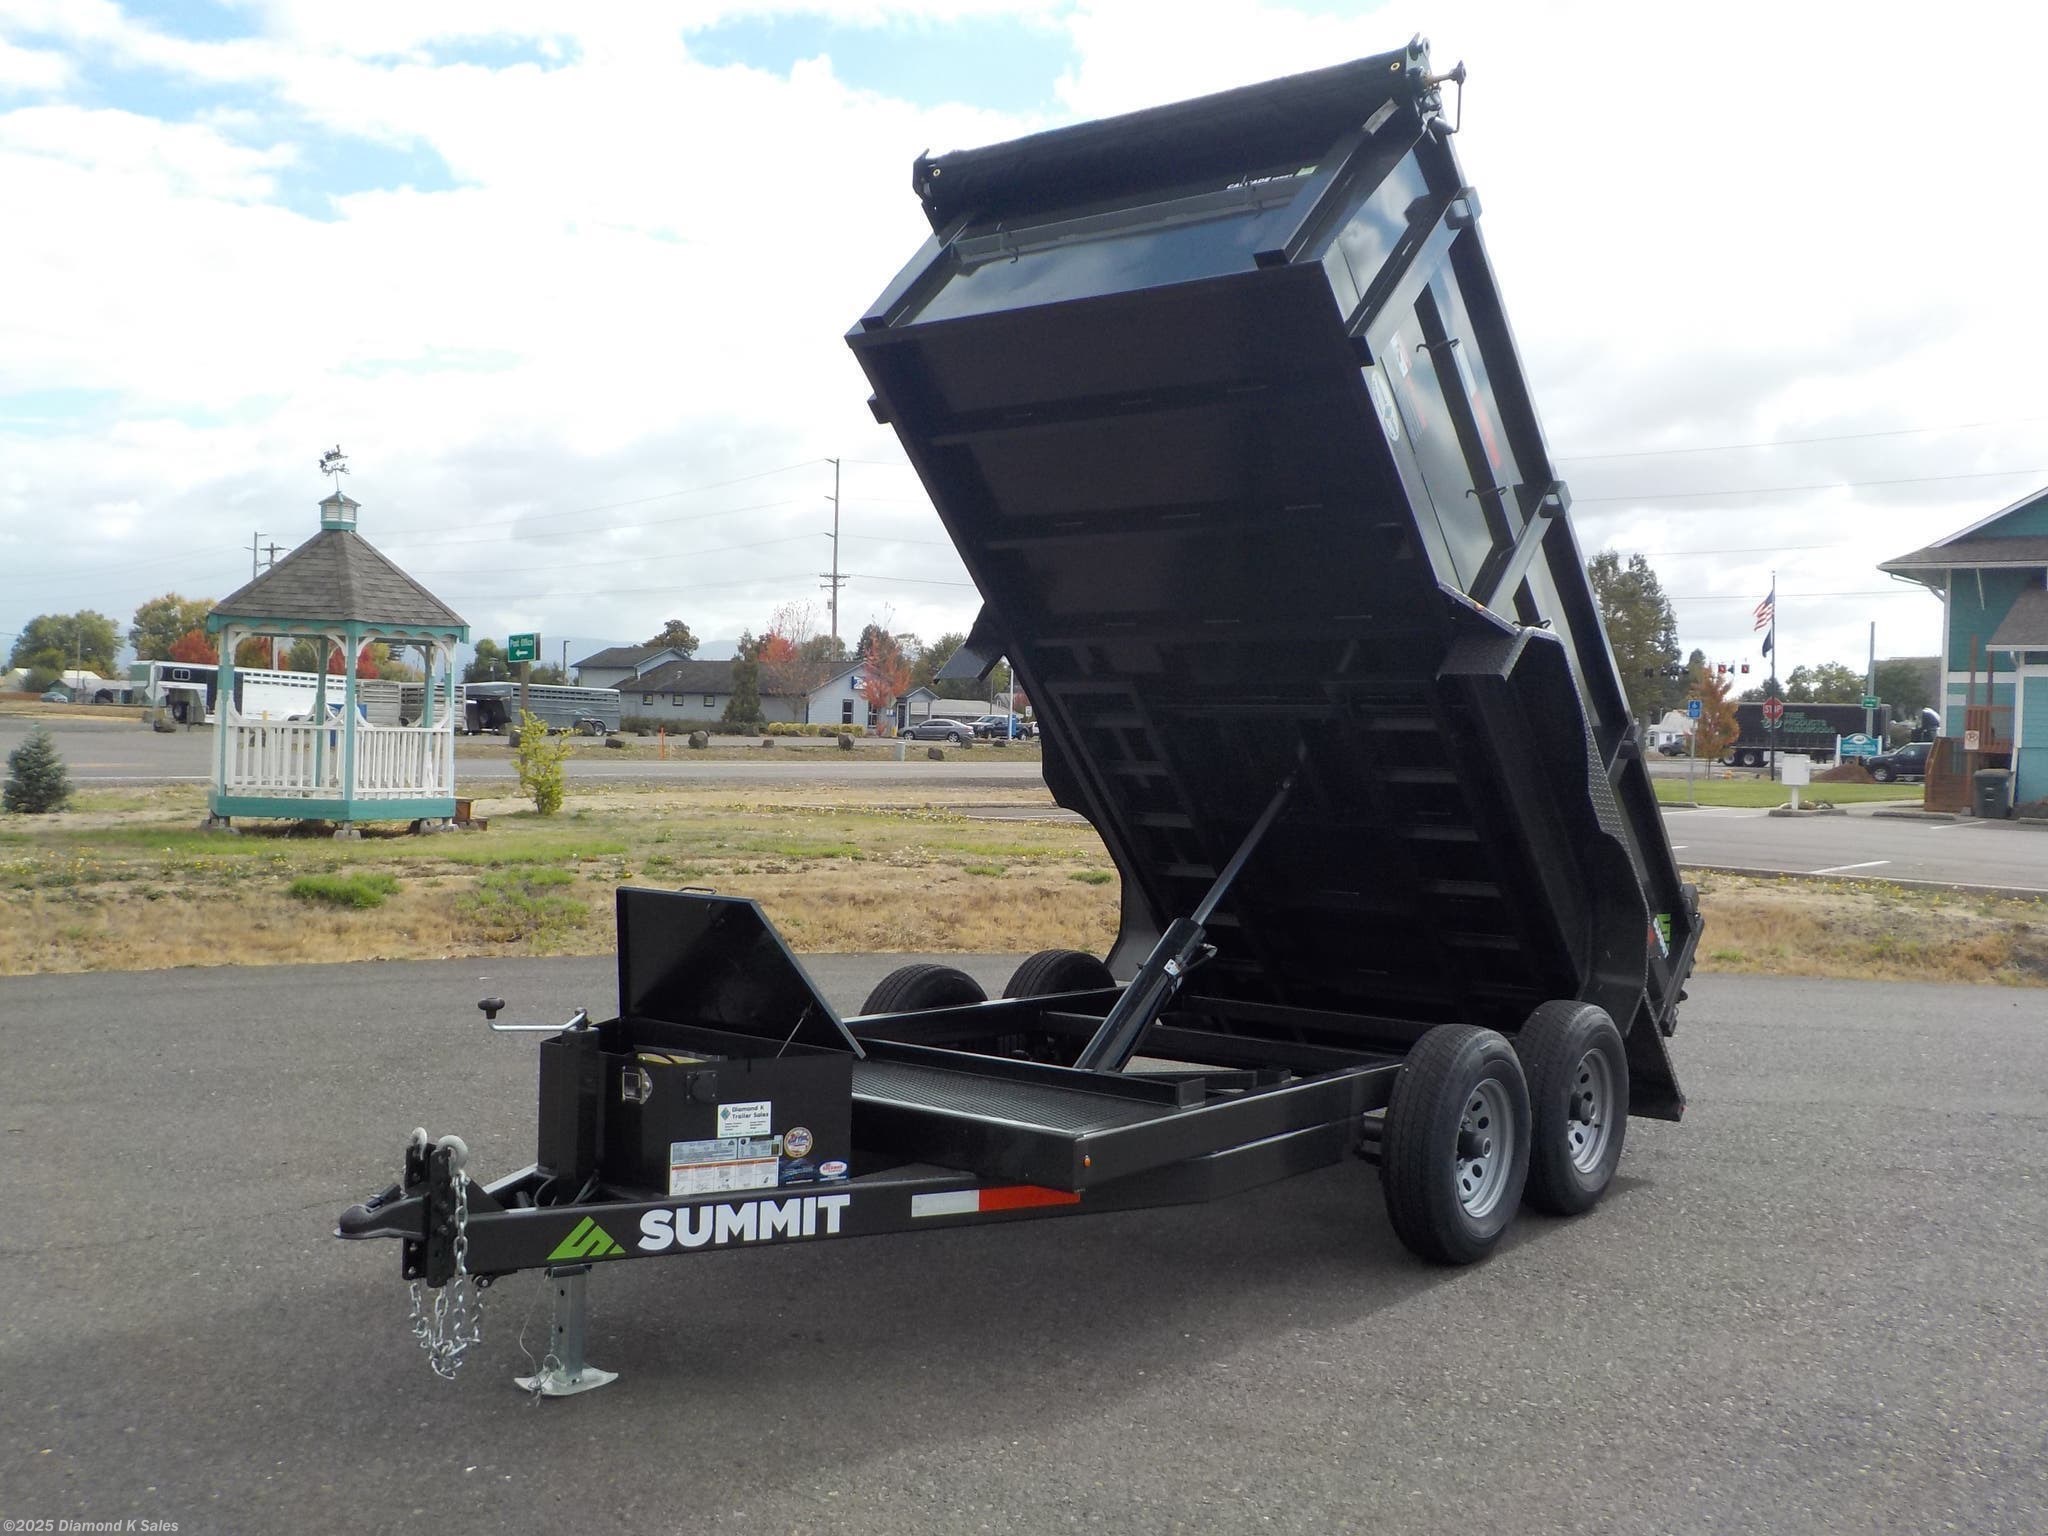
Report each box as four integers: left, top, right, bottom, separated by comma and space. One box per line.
1867, 740, 1933, 783
971, 714, 1033, 738
904, 717, 974, 743
38, 688, 68, 703
1655, 737, 1690, 757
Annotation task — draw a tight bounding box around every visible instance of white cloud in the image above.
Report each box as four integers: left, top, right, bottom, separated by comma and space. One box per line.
0, 33, 68, 89
1, 0, 2044, 673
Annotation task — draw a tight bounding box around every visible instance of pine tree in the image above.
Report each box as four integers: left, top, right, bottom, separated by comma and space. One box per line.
3, 725, 73, 814
722, 658, 762, 724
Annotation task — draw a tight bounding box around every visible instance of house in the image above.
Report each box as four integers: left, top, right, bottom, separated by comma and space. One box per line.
1646, 709, 1693, 751
1880, 484, 2048, 804
31, 670, 134, 703
618, 658, 885, 727
572, 643, 691, 691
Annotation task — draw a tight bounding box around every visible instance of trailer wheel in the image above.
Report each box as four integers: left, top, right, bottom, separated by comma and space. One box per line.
1002, 949, 1115, 999
1513, 1001, 1629, 1217
1379, 1025, 1530, 1265
1739, 749, 1762, 767
859, 962, 987, 1016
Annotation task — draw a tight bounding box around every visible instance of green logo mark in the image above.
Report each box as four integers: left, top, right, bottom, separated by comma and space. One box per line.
547, 1216, 625, 1262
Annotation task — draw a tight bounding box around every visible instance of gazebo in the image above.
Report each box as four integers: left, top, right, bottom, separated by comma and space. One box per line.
203, 483, 469, 836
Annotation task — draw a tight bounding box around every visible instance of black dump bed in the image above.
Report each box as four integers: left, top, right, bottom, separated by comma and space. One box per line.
848, 43, 1695, 1117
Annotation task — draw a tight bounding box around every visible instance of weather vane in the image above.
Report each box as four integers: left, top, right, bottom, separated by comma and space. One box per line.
319, 445, 349, 482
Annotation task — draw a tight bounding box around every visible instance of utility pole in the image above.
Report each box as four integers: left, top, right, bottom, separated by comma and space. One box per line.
1865, 621, 1877, 740
819, 457, 846, 651
249, 531, 268, 581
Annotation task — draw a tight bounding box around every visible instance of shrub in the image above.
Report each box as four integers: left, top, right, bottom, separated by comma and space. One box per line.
287, 871, 399, 909
512, 708, 573, 815
1068, 870, 1115, 886
3, 726, 72, 814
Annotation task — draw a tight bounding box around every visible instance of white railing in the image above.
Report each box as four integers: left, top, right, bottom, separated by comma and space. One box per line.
225, 718, 339, 795
351, 723, 453, 799
221, 713, 453, 800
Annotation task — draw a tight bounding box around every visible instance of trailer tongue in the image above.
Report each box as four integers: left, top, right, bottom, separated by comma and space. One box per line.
338, 39, 1696, 1396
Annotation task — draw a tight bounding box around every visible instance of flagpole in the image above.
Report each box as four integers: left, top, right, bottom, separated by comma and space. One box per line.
1770, 568, 1778, 782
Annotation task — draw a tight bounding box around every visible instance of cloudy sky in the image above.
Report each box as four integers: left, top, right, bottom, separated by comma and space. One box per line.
3, 0, 2044, 676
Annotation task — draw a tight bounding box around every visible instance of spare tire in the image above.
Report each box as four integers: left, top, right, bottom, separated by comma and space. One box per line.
859, 963, 987, 1016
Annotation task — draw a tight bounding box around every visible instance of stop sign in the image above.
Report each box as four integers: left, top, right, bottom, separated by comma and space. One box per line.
1762, 696, 1785, 723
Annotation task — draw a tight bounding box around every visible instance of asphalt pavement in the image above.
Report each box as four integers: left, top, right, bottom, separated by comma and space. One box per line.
11, 716, 2048, 890
3, 959, 2043, 1534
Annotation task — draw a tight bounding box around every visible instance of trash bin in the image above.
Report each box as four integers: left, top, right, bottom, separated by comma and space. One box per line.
1973, 768, 2015, 819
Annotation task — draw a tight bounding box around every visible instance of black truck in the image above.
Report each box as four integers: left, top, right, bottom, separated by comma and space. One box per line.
1723, 701, 1891, 767
337, 41, 1697, 1397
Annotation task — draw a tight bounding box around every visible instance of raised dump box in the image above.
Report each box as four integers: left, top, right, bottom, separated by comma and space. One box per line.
339, 43, 1696, 1398
848, 40, 1694, 1114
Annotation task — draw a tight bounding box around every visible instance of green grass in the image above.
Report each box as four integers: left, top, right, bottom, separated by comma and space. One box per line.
458, 867, 590, 941
287, 871, 400, 909
1068, 870, 1115, 885
963, 863, 1004, 877
1654, 778, 1923, 808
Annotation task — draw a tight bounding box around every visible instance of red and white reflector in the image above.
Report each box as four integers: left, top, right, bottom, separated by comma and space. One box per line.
910, 1185, 1080, 1219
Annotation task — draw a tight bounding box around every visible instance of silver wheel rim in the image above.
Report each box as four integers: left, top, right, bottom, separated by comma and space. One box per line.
1454, 1077, 1516, 1220
1565, 1048, 1615, 1175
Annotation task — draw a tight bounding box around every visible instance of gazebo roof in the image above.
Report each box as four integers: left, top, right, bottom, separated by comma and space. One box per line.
211, 502, 467, 632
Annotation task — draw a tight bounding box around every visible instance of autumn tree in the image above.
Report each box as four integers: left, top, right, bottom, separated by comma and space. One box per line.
166, 628, 217, 664
1586, 551, 1680, 723
233, 635, 275, 668
757, 603, 841, 701
130, 594, 214, 659
856, 629, 913, 734
1689, 663, 1740, 762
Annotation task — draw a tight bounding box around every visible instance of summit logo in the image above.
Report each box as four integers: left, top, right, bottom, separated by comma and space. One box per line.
548, 1216, 626, 1262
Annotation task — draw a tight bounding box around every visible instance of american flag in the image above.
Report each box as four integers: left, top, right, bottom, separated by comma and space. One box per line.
1753, 588, 1775, 632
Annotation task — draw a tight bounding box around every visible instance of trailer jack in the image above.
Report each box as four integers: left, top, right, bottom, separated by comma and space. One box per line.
514, 1266, 617, 1399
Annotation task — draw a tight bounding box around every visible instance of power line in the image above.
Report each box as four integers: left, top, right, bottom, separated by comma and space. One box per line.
386, 458, 829, 544
1574, 468, 2043, 504
380, 496, 804, 553
1556, 412, 2048, 463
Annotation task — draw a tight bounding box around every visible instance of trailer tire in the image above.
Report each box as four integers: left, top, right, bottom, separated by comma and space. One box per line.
1513, 1001, 1629, 1217
1002, 949, 1115, 999
1379, 1025, 1530, 1265
859, 963, 987, 1016
1739, 749, 1762, 767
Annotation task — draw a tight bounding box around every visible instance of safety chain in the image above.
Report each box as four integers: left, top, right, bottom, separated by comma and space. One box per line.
405, 1130, 488, 1380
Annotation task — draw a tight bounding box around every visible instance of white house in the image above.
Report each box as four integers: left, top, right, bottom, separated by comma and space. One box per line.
615, 658, 891, 726
572, 643, 691, 691
1647, 709, 1694, 751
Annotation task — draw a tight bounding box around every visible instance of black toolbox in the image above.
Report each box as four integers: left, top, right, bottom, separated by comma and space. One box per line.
536, 889, 860, 1195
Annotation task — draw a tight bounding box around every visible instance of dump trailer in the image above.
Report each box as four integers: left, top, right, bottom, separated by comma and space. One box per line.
337, 41, 1696, 1396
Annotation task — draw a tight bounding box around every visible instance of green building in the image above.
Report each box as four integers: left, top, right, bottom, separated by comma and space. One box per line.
1880, 485, 2048, 804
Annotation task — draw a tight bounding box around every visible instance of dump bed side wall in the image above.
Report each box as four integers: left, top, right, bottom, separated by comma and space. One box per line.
851, 48, 1692, 1113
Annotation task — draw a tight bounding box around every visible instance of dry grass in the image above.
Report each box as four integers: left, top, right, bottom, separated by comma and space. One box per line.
4, 784, 2044, 987
0, 783, 1116, 974
1691, 873, 2048, 986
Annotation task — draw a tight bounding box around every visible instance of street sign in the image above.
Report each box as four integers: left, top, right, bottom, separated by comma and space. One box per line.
1762, 696, 1785, 724
1860, 694, 1880, 711
507, 632, 540, 664
1686, 698, 1703, 720
1839, 733, 1879, 759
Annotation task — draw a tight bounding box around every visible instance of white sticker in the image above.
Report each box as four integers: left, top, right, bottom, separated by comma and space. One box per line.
1363, 99, 1397, 136
1392, 333, 1410, 377
1367, 369, 1401, 443
717, 1100, 772, 1137
670, 1159, 779, 1197
670, 1136, 782, 1197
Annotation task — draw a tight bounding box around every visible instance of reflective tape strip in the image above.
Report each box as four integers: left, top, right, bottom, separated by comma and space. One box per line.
909, 1186, 1082, 1219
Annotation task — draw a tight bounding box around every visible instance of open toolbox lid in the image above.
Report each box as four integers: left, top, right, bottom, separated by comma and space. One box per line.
615, 888, 863, 1057
848, 43, 1695, 1102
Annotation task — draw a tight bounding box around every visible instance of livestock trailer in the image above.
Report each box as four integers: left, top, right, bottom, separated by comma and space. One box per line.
459, 681, 622, 735
338, 41, 1697, 1395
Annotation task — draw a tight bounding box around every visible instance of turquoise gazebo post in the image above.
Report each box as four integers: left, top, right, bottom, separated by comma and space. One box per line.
203, 474, 469, 836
